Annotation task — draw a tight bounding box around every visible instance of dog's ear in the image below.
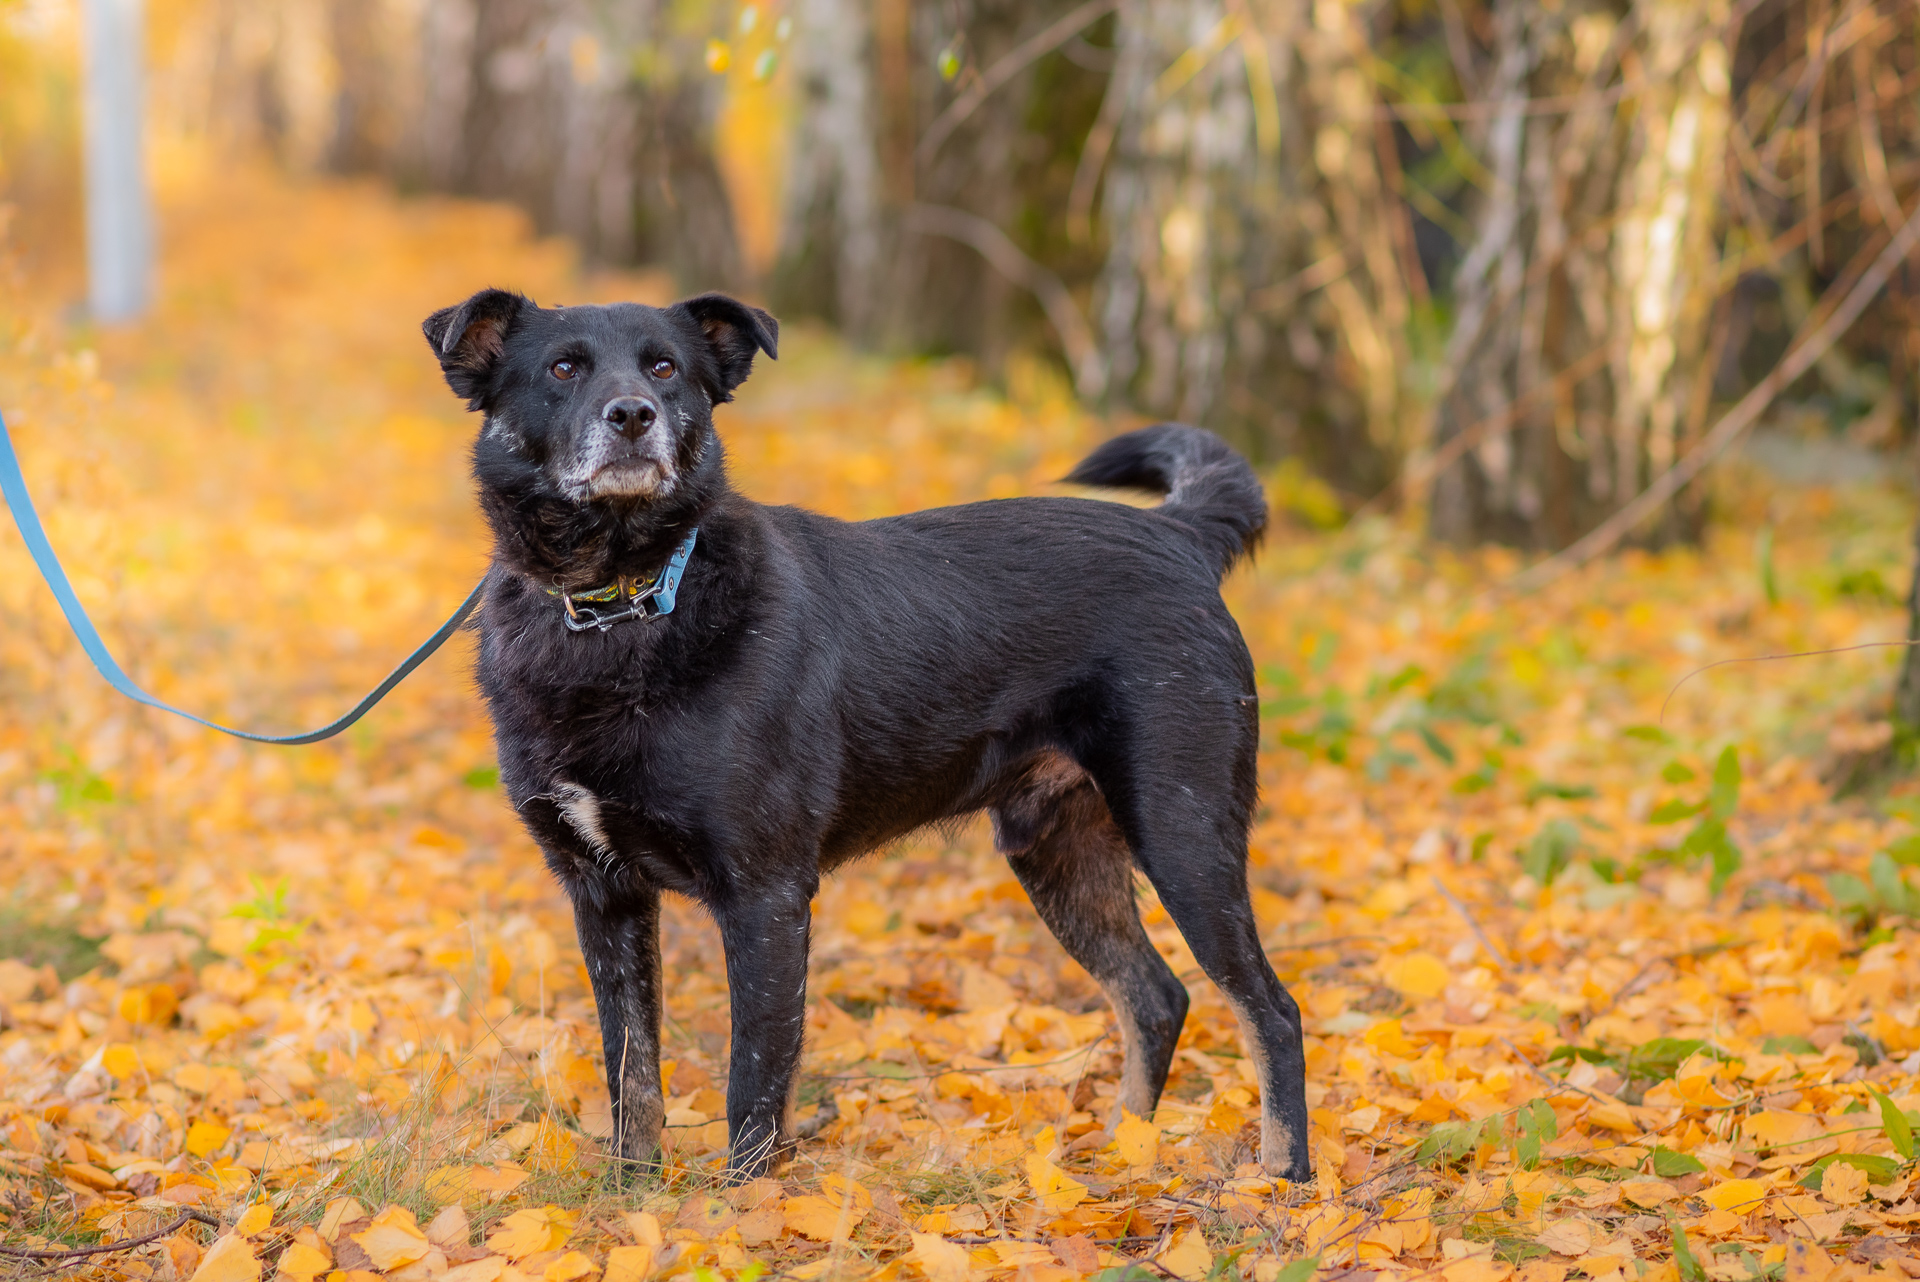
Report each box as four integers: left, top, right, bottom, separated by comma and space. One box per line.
670, 293, 779, 401
422, 289, 528, 402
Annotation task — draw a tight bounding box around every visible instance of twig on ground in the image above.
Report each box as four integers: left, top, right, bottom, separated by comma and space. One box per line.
1610, 955, 1673, 1007
1430, 876, 1516, 969
0, 1209, 220, 1262
1660, 640, 1920, 725
1498, 1036, 1610, 1105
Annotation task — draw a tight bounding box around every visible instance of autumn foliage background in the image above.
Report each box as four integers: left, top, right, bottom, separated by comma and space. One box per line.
7, 4, 1920, 1282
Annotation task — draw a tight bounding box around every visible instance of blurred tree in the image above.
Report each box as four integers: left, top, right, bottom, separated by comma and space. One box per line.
1093, 0, 1415, 492
774, 0, 1110, 375
773, 0, 1420, 496
34, 0, 1920, 555
1426, 0, 1920, 551
152, 0, 742, 288
1423, 0, 1734, 549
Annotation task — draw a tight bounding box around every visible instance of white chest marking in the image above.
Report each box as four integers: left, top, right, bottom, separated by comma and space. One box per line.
552, 781, 612, 855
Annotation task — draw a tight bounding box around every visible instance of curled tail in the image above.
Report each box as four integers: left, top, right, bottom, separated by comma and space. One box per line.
1065, 424, 1268, 579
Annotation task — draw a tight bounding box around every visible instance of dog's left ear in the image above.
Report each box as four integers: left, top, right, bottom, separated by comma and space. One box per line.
670, 293, 779, 401
422, 288, 528, 404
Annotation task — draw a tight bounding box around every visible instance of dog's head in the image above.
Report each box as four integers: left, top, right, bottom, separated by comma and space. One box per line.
422, 290, 777, 510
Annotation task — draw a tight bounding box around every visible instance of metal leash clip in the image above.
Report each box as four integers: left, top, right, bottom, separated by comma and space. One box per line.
562, 579, 664, 632
556, 528, 699, 634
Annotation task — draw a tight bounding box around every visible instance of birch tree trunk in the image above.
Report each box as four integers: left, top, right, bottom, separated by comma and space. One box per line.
1427, 0, 1733, 548
772, 0, 1093, 359
1092, 0, 1413, 489
774, 0, 885, 336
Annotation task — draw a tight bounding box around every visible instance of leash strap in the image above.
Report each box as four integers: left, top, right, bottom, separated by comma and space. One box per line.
0, 406, 485, 744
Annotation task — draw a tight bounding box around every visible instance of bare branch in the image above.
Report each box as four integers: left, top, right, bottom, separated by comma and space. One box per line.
1515, 195, 1920, 592
902, 203, 1107, 399
916, 0, 1118, 166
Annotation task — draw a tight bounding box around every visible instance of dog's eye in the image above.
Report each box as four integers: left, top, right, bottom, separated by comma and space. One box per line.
651, 359, 676, 380
550, 360, 578, 381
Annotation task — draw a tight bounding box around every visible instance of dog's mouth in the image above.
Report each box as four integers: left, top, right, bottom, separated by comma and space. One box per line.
581, 458, 675, 501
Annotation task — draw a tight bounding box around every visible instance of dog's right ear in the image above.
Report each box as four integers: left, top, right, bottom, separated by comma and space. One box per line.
422, 289, 527, 403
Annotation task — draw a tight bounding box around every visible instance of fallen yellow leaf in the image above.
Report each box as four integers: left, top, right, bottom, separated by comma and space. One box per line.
1784, 1240, 1836, 1282
1621, 1179, 1679, 1207
1023, 1150, 1089, 1214
820, 1172, 873, 1210
425, 1205, 469, 1251
1820, 1162, 1868, 1206
233, 1201, 272, 1237
1158, 1227, 1214, 1282
100, 1043, 141, 1079
185, 1122, 231, 1158
189, 1235, 260, 1282
1701, 1178, 1768, 1214
602, 1247, 653, 1282
1443, 1257, 1516, 1282
278, 1241, 330, 1282
1536, 1220, 1592, 1256
1106, 1109, 1153, 1162
1383, 952, 1451, 1000
441, 1258, 508, 1282
486, 1206, 575, 1259
352, 1206, 431, 1271
541, 1250, 598, 1282
908, 1231, 974, 1282
785, 1193, 865, 1241
1744, 1110, 1823, 1148
1363, 1018, 1421, 1057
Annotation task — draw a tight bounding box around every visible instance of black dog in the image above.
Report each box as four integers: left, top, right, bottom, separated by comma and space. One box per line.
422, 289, 1312, 1182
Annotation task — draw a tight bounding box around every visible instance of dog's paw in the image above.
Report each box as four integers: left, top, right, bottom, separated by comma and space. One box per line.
603, 1147, 662, 1190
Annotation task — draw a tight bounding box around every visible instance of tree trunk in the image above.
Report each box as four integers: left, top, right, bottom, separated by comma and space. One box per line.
772, 0, 1102, 363
146, 0, 742, 286
1092, 0, 1413, 489
1427, 0, 1734, 549
772, 0, 885, 335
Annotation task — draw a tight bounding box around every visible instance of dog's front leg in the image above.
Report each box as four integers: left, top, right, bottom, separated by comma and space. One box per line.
716, 879, 815, 1178
573, 884, 665, 1182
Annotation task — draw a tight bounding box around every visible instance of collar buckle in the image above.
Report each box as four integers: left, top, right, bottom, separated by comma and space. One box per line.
555, 528, 699, 634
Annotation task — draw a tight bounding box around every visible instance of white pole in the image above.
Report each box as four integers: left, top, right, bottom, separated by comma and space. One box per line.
81, 0, 151, 323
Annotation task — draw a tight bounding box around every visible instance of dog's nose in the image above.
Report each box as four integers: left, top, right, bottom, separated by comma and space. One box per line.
602, 396, 658, 437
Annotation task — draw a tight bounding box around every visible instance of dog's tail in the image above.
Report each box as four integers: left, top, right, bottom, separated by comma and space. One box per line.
1065, 424, 1268, 579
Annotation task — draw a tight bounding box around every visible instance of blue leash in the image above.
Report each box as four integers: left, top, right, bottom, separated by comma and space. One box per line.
0, 406, 485, 744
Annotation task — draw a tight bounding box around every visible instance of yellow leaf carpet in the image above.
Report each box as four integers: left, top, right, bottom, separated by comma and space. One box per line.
1, 160, 1918, 1282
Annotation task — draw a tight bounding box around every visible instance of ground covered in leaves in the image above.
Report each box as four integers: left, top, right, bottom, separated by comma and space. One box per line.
3, 159, 1920, 1282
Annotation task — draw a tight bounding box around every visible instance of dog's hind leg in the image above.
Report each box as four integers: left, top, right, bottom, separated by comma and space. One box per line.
992, 754, 1189, 1128
573, 884, 665, 1182
1097, 752, 1313, 1183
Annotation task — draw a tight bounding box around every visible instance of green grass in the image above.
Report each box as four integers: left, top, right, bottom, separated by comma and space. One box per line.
0, 907, 105, 979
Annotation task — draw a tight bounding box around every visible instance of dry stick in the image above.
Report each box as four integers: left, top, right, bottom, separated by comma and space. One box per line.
0, 1210, 221, 1262
1497, 1037, 1611, 1106
1611, 955, 1674, 1008
1514, 195, 1920, 594
1854, 37, 1905, 230
916, 0, 1119, 166
1248, 252, 1351, 312
1066, 54, 1127, 245
1429, 875, 1516, 970
1370, 80, 1635, 122
1659, 640, 1920, 727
